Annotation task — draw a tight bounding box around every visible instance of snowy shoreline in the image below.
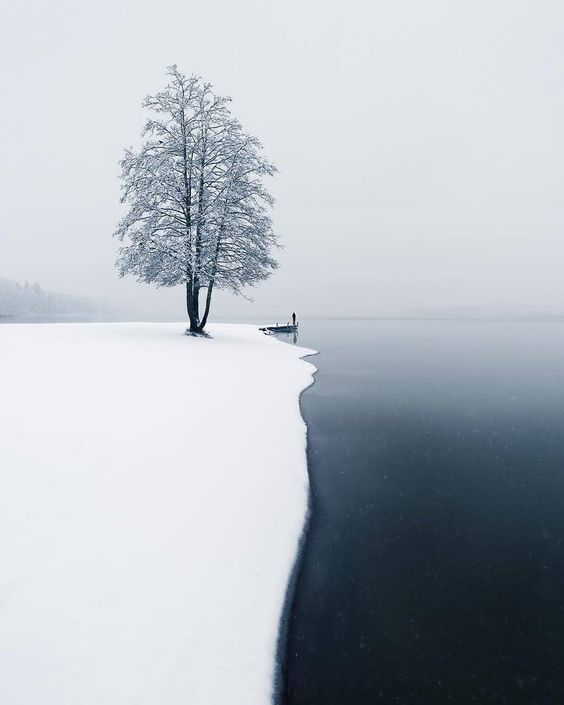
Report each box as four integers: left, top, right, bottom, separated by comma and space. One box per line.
272, 347, 319, 705
0, 322, 316, 705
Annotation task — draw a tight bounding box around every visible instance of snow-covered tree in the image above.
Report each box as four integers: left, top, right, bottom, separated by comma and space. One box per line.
114, 66, 278, 332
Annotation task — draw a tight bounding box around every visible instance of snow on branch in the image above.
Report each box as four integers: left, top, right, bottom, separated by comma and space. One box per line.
114, 66, 279, 332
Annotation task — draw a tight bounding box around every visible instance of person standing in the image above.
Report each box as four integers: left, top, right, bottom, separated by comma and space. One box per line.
292, 312, 297, 326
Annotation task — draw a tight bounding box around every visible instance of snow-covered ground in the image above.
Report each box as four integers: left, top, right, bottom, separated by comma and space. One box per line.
0, 323, 315, 705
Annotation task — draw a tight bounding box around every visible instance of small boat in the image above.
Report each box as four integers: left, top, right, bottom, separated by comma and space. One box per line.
259, 323, 298, 333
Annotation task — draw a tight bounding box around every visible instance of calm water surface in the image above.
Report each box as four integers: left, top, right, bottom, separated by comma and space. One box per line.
283, 319, 564, 705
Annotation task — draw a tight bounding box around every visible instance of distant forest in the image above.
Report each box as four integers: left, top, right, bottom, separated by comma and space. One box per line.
0, 277, 98, 317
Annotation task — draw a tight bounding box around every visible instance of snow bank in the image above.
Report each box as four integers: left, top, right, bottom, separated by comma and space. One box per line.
0, 323, 316, 705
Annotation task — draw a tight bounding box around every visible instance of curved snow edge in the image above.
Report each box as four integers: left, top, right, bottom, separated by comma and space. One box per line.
271, 344, 319, 705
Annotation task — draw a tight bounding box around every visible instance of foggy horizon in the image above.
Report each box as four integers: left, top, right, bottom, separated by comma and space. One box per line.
2, 0, 564, 320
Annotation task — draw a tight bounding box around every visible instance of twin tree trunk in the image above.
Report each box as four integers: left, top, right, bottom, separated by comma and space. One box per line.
186, 281, 214, 333
186, 232, 220, 333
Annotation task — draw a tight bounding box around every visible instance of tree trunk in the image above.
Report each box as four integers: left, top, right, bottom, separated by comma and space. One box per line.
193, 285, 200, 322
186, 282, 200, 332
199, 280, 215, 331
199, 233, 222, 331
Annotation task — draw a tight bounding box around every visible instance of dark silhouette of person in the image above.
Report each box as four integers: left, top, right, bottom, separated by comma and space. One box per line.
292, 312, 296, 326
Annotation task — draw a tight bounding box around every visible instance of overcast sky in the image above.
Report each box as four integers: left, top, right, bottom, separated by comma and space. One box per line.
1, 0, 563, 319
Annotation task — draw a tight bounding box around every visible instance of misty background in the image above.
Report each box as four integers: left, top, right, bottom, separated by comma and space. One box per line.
1, 0, 563, 320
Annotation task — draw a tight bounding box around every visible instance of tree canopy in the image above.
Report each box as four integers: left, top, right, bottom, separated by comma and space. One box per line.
114, 66, 278, 332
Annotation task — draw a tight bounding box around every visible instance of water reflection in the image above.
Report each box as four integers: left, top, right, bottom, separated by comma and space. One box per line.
268, 329, 299, 344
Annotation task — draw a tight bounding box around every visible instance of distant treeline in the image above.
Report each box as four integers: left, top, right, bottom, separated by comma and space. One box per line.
0, 277, 98, 317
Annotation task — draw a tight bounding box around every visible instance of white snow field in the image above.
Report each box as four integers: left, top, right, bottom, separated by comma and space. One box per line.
0, 322, 316, 705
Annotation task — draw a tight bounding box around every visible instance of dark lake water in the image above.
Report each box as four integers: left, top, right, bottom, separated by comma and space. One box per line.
282, 319, 564, 705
